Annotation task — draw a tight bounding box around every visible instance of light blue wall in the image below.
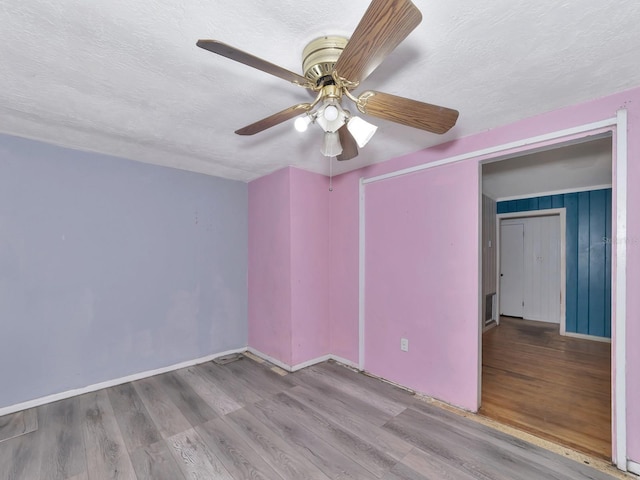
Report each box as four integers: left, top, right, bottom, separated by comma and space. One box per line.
0, 134, 248, 409
498, 189, 612, 338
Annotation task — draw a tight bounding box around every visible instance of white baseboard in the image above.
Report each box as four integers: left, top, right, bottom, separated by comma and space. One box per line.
292, 355, 334, 371
0, 347, 247, 418
628, 460, 640, 475
245, 348, 295, 372
562, 331, 612, 343
246, 348, 361, 372
329, 355, 361, 370
483, 321, 498, 333
1, 347, 362, 418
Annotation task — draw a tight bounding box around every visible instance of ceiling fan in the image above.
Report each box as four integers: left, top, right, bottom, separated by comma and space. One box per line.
197, 0, 459, 161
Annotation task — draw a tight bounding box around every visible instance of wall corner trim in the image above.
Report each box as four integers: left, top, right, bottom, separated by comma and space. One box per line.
0, 347, 248, 418
614, 108, 628, 470
358, 177, 366, 371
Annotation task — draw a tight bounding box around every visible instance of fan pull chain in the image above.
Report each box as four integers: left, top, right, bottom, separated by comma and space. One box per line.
329, 157, 333, 192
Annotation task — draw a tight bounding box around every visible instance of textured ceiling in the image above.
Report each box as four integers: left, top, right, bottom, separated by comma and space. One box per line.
1, 1, 639, 182
482, 137, 613, 200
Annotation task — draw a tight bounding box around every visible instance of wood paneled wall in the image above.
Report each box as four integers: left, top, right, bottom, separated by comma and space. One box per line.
498, 189, 612, 337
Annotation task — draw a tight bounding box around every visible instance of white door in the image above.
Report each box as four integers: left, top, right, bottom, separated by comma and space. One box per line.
500, 223, 524, 317
523, 216, 561, 323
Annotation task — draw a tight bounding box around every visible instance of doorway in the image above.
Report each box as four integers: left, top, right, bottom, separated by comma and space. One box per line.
481, 136, 613, 460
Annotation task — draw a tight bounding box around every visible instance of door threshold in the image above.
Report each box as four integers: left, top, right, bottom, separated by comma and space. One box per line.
476, 414, 622, 477
418, 396, 626, 478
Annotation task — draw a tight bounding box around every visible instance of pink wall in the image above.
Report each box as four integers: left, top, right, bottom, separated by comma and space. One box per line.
249, 167, 330, 367
329, 174, 360, 362
249, 87, 640, 463
290, 168, 331, 365
329, 86, 640, 461
623, 93, 640, 464
364, 161, 480, 410
248, 168, 292, 364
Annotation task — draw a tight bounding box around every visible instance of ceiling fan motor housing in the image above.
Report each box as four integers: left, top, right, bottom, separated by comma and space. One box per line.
302, 36, 349, 86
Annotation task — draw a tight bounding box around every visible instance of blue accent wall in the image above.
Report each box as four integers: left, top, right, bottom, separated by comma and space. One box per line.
0, 133, 248, 409
498, 189, 612, 338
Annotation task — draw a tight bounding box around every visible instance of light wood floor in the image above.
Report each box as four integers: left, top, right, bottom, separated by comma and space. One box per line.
0, 355, 617, 479
481, 317, 612, 460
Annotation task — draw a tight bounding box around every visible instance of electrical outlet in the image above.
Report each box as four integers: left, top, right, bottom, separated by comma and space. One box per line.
400, 338, 409, 352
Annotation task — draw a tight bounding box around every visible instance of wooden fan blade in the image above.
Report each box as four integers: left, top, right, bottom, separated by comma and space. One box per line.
334, 0, 422, 84
235, 103, 312, 136
357, 91, 459, 134
197, 40, 311, 87
337, 125, 359, 161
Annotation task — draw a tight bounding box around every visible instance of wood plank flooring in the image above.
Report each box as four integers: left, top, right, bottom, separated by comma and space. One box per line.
0, 355, 618, 479
0, 409, 36, 444
481, 317, 612, 460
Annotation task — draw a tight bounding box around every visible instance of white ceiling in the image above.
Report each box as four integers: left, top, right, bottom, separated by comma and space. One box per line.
1, 1, 639, 182
482, 137, 613, 200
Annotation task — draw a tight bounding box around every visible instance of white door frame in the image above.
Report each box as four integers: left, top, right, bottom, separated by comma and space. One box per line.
359, 110, 627, 469
498, 222, 525, 318
496, 209, 566, 332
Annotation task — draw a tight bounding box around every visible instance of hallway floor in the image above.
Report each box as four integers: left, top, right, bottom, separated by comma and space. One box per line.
481, 317, 611, 460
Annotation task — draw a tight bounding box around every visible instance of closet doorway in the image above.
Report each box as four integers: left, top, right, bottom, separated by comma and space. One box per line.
498, 212, 563, 326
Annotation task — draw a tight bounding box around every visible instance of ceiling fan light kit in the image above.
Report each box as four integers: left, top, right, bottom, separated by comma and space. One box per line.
197, 0, 459, 161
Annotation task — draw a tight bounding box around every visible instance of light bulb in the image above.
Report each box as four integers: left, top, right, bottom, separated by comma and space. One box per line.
323, 105, 339, 121
294, 115, 311, 132
316, 103, 346, 132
